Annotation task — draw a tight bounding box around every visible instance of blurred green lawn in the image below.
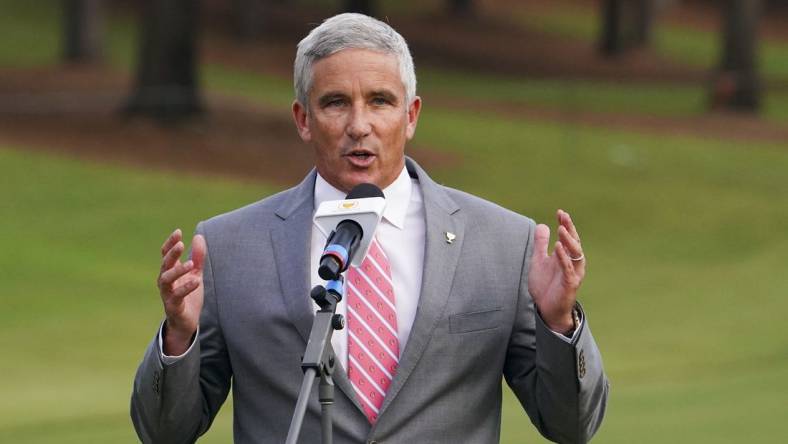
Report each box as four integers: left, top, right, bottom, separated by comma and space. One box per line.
2, 0, 788, 443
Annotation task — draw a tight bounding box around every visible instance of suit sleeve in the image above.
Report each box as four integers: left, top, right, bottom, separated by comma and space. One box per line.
503, 220, 610, 444
130, 222, 233, 444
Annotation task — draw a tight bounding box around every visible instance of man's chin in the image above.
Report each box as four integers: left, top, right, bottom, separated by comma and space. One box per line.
342, 176, 379, 193
335, 170, 390, 194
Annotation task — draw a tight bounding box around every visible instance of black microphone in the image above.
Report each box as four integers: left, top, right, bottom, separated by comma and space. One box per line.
318, 183, 385, 281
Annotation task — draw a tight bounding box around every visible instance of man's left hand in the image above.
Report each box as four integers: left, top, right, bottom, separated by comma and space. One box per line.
528, 209, 586, 334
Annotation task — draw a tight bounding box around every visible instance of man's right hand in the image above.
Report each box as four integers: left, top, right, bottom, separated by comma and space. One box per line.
157, 228, 206, 356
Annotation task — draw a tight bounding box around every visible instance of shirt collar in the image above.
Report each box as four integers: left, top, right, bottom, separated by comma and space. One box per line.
314, 166, 412, 230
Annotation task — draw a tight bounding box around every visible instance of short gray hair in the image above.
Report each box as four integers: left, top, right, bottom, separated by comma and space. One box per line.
294, 13, 417, 108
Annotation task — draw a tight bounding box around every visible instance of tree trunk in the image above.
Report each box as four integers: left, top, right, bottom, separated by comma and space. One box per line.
233, 0, 263, 39
711, 0, 762, 111
345, 0, 375, 16
633, 0, 656, 45
62, 0, 104, 62
599, 0, 655, 56
449, 0, 474, 17
125, 0, 202, 121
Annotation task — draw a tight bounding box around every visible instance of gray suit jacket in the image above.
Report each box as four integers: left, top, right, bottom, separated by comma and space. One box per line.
131, 159, 609, 443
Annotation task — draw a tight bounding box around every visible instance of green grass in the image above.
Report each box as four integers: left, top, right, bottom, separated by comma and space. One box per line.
0, 0, 60, 66
764, 89, 788, 121
0, 148, 274, 443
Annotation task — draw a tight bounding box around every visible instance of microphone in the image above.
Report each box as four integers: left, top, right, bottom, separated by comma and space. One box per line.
314, 183, 386, 281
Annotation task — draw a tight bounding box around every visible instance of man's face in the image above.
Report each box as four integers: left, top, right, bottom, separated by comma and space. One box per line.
293, 48, 421, 193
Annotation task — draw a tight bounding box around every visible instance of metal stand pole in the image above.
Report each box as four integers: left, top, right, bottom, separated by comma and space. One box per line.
320, 372, 335, 444
285, 281, 345, 444
286, 368, 317, 444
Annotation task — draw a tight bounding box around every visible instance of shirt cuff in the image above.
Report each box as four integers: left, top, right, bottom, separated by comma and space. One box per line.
545, 309, 584, 344
158, 321, 198, 365
550, 316, 586, 344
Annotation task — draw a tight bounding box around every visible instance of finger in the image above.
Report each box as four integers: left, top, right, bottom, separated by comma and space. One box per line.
558, 209, 581, 243
169, 278, 200, 301
161, 241, 184, 272
161, 228, 182, 257
533, 224, 550, 259
160, 259, 194, 290
558, 211, 586, 277
190, 234, 207, 273
554, 241, 577, 281
558, 225, 583, 259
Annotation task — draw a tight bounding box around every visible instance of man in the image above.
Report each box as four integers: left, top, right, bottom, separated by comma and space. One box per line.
131, 13, 609, 444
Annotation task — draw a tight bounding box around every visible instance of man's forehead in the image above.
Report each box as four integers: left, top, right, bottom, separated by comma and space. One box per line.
310, 49, 404, 91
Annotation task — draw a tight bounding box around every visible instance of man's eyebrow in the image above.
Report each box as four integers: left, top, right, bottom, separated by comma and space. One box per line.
369, 90, 398, 102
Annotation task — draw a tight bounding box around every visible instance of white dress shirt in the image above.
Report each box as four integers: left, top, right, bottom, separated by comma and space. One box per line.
311, 166, 425, 371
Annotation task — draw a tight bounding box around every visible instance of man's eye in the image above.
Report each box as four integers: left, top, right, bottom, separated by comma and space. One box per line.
324, 99, 345, 107
371, 97, 390, 106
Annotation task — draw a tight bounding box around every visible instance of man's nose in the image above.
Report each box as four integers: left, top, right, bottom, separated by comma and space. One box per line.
346, 104, 372, 140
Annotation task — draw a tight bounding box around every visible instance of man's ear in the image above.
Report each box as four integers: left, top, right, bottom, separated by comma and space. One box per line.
405, 96, 422, 140
292, 100, 311, 142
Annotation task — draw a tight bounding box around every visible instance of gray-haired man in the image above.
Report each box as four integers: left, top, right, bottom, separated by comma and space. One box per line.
131, 13, 609, 443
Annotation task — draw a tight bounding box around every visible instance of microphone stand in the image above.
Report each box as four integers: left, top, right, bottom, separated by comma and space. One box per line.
285, 279, 346, 444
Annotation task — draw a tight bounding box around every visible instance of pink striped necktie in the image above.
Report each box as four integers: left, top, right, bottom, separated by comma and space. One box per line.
346, 237, 399, 424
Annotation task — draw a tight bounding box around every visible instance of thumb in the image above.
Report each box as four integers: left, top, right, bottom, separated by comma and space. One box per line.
190, 234, 207, 272
533, 224, 550, 259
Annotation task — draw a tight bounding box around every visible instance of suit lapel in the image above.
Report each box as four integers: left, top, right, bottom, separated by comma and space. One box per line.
271, 172, 316, 343
377, 159, 463, 418
270, 170, 366, 415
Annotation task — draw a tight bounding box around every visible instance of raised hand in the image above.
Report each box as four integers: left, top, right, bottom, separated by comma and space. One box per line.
157, 228, 206, 356
527, 210, 586, 334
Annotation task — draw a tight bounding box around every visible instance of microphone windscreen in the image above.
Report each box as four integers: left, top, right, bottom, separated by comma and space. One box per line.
346, 183, 384, 200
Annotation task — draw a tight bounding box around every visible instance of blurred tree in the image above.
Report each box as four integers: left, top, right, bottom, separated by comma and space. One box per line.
765, 0, 788, 10
345, 0, 376, 16
234, 0, 264, 39
63, 0, 104, 62
125, 0, 203, 121
710, 0, 762, 111
599, 0, 656, 56
449, 0, 475, 17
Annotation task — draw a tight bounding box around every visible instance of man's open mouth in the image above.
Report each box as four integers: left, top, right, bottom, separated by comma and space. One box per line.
346, 150, 374, 160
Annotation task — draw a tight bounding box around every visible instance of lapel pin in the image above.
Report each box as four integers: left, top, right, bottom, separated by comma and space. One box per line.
445, 231, 456, 244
